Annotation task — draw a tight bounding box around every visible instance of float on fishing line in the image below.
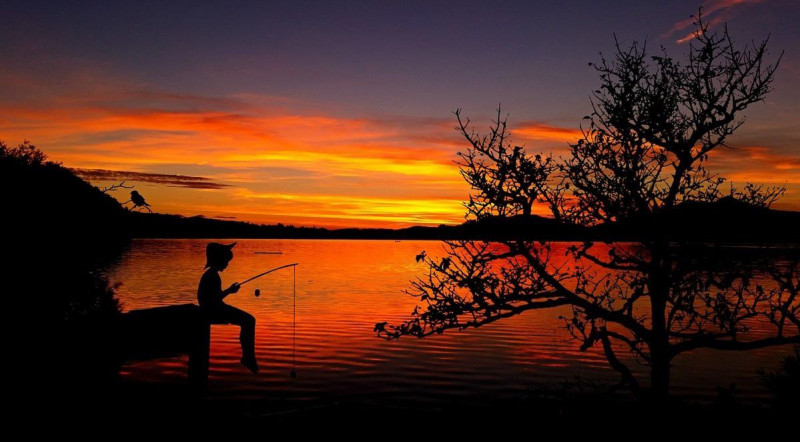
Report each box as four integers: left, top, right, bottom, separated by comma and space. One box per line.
237, 262, 298, 378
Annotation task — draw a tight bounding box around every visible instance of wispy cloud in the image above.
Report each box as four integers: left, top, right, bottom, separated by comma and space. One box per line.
706, 144, 800, 211
3, 55, 794, 226
0, 62, 474, 226
514, 122, 582, 145
708, 145, 800, 183
235, 189, 468, 225
664, 0, 765, 44
71, 168, 229, 189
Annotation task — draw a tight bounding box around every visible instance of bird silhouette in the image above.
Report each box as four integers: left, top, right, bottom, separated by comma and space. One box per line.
127, 190, 152, 212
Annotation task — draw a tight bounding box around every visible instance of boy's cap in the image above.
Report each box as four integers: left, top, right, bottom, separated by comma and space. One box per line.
205, 242, 236, 268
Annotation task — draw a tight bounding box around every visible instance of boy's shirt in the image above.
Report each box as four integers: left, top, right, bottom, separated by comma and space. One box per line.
198, 269, 223, 308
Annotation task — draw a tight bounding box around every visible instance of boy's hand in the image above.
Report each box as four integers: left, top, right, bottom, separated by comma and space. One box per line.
227, 282, 241, 294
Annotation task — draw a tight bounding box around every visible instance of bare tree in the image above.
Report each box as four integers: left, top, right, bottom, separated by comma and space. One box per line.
100, 181, 134, 194
376, 12, 799, 401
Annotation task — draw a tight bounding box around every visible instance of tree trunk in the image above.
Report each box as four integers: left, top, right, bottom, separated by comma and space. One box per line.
648, 243, 671, 402
650, 341, 671, 402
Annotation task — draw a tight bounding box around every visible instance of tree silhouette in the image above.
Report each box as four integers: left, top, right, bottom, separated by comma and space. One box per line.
2, 140, 126, 402
376, 12, 800, 401
101, 181, 134, 194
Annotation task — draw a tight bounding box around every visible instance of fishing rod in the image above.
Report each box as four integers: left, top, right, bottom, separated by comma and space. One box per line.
238, 262, 298, 286
237, 262, 299, 378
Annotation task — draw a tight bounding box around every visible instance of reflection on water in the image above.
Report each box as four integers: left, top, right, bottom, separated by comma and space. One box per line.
105, 239, 791, 404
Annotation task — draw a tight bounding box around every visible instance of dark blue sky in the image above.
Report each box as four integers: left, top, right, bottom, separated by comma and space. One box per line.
5, 0, 797, 120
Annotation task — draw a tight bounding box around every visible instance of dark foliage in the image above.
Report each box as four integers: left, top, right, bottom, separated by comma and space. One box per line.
760, 345, 800, 409
377, 11, 799, 402
1, 141, 125, 403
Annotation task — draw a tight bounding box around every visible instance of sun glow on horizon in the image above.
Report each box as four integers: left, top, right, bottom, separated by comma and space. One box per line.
0, 70, 596, 227
3, 65, 799, 227
3, 0, 800, 228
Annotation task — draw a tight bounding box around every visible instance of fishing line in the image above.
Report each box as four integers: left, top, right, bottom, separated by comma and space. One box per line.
291, 264, 296, 378
236, 262, 299, 378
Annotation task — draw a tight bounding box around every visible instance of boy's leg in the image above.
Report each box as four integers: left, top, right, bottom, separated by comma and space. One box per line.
218, 305, 258, 373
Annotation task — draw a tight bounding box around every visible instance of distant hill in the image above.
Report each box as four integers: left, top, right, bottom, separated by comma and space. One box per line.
595, 196, 800, 243
127, 212, 330, 238
128, 212, 589, 240
3, 143, 798, 244
128, 200, 800, 244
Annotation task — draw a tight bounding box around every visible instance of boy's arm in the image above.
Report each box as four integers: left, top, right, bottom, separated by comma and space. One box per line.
221, 282, 241, 298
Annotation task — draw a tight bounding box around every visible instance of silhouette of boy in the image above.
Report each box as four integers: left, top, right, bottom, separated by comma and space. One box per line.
198, 242, 258, 374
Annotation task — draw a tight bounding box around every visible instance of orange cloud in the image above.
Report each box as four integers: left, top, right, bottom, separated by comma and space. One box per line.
514, 122, 582, 143
705, 145, 800, 211
2, 58, 795, 227
234, 189, 466, 225
707, 146, 800, 183
0, 75, 472, 227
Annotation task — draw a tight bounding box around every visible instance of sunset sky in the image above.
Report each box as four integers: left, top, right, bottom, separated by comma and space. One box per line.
2, 0, 799, 228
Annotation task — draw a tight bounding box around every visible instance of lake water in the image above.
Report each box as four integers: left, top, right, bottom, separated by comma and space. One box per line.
106, 239, 792, 405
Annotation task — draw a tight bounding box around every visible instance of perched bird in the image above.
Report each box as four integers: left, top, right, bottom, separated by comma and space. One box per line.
415, 251, 427, 263
128, 190, 152, 212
